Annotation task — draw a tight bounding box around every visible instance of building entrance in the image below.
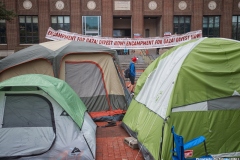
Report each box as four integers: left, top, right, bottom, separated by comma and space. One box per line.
113, 16, 131, 55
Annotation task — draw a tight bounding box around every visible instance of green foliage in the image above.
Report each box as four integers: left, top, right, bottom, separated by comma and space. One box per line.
0, 2, 16, 21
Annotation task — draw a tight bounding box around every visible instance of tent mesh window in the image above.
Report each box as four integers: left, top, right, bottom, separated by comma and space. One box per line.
3, 94, 54, 128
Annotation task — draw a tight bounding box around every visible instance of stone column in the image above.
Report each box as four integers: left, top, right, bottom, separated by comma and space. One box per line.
132, 0, 144, 37
192, 0, 203, 31
38, 0, 50, 43
70, 0, 81, 34
162, 0, 173, 34
102, 0, 113, 37
221, 0, 233, 38
5, 0, 18, 49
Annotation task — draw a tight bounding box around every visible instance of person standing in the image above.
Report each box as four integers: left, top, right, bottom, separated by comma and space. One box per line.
124, 48, 128, 55
127, 56, 138, 95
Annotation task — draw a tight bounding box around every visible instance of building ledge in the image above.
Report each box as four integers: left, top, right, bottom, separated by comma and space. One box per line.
0, 50, 14, 58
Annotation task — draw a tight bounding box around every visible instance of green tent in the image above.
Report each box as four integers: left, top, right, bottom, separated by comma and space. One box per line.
0, 74, 97, 159
0, 74, 87, 128
122, 37, 240, 160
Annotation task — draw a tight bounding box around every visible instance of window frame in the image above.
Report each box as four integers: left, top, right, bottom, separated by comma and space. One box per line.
82, 16, 101, 36
51, 15, 70, 31
19, 15, 39, 44
0, 19, 7, 44
232, 15, 240, 40
202, 16, 220, 37
173, 16, 191, 34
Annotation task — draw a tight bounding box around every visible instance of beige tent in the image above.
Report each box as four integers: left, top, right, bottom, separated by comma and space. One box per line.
0, 40, 130, 120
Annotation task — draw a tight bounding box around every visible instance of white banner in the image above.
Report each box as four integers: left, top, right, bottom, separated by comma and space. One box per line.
45, 27, 202, 49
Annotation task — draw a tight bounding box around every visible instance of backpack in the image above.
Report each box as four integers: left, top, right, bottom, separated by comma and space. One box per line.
124, 67, 130, 78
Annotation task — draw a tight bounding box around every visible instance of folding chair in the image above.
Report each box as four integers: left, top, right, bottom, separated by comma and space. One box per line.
171, 126, 213, 160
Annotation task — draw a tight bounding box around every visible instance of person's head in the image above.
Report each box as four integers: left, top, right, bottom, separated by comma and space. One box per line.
131, 56, 138, 63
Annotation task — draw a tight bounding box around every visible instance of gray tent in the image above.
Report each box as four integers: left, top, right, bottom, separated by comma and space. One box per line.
0, 40, 131, 120
0, 74, 96, 159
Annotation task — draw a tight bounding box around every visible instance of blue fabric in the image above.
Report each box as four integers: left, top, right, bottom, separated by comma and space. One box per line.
198, 155, 214, 159
184, 136, 205, 150
172, 126, 185, 160
124, 48, 128, 54
171, 126, 213, 160
172, 155, 180, 160
129, 62, 135, 77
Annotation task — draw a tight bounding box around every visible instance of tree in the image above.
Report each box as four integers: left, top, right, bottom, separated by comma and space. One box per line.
0, 2, 16, 21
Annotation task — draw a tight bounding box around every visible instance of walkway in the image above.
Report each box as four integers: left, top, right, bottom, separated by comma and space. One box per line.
95, 50, 162, 160
96, 121, 144, 160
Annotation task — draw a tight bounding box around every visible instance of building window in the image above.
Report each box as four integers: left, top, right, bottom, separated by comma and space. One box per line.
51, 16, 70, 31
82, 16, 101, 36
173, 16, 191, 34
0, 20, 6, 44
232, 16, 240, 40
202, 16, 220, 37
19, 16, 39, 44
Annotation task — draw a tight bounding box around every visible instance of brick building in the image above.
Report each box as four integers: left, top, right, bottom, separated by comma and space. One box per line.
0, 0, 240, 57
